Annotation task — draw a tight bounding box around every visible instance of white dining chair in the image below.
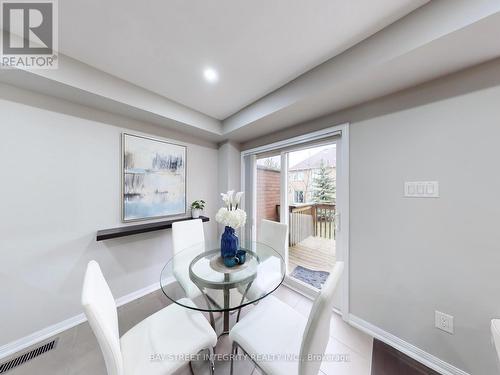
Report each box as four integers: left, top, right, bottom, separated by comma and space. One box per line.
259, 219, 288, 263
240, 219, 288, 301
172, 219, 206, 299
81, 260, 217, 375
230, 261, 344, 375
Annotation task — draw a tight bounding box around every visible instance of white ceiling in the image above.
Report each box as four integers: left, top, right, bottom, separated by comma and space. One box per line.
59, 0, 427, 120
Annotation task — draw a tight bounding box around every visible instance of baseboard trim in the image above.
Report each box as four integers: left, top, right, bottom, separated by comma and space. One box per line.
348, 314, 470, 375
281, 282, 344, 316
114, 280, 164, 308
283, 277, 318, 300
0, 279, 173, 360
0, 313, 87, 361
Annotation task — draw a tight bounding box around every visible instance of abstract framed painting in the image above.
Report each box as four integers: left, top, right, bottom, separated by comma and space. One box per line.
122, 133, 187, 222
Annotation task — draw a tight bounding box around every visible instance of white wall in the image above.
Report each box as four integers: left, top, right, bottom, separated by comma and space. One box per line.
218, 141, 241, 193
241, 58, 500, 374
349, 83, 500, 375
217, 141, 241, 234
0, 84, 219, 346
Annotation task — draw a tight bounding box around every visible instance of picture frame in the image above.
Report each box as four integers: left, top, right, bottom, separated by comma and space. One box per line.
121, 133, 187, 222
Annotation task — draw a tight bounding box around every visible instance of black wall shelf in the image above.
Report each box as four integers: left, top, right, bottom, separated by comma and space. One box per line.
96, 216, 209, 241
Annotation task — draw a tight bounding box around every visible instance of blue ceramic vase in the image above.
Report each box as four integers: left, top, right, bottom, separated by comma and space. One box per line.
221, 226, 239, 259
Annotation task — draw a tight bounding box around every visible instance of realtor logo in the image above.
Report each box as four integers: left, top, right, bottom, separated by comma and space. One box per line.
1, 0, 58, 69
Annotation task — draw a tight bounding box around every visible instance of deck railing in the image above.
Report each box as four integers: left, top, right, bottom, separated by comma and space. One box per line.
279, 203, 336, 246
314, 204, 336, 240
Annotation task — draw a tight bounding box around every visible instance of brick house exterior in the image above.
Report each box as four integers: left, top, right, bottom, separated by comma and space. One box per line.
256, 166, 281, 231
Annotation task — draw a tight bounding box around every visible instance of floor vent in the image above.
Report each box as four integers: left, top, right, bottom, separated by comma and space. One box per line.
0, 339, 58, 374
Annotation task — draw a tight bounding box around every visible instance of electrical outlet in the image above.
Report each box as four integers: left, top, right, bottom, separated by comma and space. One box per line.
435, 311, 454, 334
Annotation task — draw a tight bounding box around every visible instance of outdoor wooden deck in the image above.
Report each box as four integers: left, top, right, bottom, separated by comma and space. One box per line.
288, 235, 336, 273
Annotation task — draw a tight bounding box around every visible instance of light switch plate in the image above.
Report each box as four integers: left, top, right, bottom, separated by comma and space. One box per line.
435, 311, 454, 334
404, 181, 439, 198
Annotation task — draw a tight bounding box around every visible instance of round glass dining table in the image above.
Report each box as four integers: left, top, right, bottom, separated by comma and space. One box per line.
160, 240, 285, 334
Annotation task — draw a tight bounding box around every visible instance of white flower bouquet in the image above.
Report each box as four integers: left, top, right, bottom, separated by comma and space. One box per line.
215, 190, 246, 229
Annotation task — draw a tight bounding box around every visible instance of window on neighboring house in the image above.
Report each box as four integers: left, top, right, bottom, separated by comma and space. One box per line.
294, 190, 304, 203
290, 172, 304, 181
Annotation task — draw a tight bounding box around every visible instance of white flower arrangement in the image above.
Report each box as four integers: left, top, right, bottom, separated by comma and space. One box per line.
215, 190, 246, 229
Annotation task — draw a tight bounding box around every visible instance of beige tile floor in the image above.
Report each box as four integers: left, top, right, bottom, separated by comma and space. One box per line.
2, 285, 372, 375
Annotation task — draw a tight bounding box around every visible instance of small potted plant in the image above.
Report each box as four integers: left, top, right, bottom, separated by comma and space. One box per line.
191, 200, 206, 218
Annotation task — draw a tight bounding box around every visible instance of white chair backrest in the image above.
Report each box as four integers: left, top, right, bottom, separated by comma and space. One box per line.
259, 219, 288, 260
491, 320, 500, 366
81, 261, 123, 375
299, 262, 344, 375
172, 219, 205, 255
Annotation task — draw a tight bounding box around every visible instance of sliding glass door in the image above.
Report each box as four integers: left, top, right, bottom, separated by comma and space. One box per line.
287, 143, 337, 290
241, 125, 348, 315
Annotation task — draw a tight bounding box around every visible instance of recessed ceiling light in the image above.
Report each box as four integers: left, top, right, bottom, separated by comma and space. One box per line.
203, 68, 218, 83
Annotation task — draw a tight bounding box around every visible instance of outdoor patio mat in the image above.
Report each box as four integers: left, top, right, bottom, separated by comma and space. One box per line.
290, 265, 330, 289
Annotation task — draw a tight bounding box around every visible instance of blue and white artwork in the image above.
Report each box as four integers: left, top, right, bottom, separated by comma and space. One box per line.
122, 133, 186, 221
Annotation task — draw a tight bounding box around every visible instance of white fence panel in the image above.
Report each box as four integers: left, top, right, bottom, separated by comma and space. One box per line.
289, 212, 314, 246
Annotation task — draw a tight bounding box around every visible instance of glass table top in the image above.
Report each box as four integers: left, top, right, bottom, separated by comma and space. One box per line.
160, 240, 285, 313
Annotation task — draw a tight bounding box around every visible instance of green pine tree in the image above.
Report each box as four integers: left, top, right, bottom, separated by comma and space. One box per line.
312, 160, 336, 203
